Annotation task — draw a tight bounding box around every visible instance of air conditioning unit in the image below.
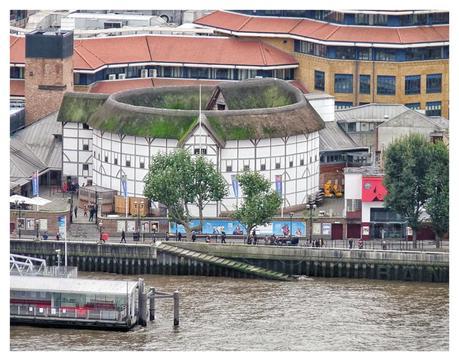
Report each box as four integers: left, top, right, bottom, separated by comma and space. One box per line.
118, 73, 126, 80
108, 74, 116, 80
149, 69, 157, 78
141, 69, 148, 78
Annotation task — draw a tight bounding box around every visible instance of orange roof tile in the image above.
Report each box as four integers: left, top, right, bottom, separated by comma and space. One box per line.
194, 11, 449, 45
10, 79, 25, 97
10, 34, 297, 70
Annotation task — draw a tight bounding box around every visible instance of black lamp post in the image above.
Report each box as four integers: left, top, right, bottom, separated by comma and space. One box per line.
305, 200, 317, 243
289, 212, 294, 237
35, 219, 40, 241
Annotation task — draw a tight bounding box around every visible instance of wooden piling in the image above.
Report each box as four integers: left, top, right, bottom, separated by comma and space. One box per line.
138, 278, 147, 326
173, 290, 179, 326
149, 287, 155, 321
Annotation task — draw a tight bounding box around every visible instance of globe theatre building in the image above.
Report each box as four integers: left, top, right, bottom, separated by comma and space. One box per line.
58, 79, 325, 217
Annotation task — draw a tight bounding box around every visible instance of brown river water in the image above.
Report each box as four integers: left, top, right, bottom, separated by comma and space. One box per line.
10, 272, 448, 351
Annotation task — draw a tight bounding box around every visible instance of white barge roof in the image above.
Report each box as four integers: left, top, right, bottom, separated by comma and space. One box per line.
10, 276, 138, 295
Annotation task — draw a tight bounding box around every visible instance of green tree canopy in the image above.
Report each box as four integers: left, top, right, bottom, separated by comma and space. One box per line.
425, 141, 449, 246
143, 150, 227, 233
233, 171, 282, 238
383, 134, 448, 246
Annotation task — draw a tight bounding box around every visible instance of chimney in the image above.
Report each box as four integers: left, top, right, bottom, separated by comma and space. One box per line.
24, 30, 74, 125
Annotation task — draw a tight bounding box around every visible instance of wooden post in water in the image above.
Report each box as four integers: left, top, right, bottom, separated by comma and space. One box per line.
138, 278, 147, 326
149, 287, 156, 321
173, 290, 179, 326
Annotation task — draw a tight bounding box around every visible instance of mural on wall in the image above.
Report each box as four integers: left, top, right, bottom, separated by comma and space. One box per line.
362, 176, 388, 202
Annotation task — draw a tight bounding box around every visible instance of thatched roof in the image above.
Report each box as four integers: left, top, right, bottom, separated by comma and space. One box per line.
58, 79, 325, 140
57, 92, 108, 123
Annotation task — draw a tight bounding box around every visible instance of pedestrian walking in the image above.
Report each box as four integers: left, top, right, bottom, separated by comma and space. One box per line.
83, 204, 87, 217
252, 229, 257, 245
206, 235, 211, 243
42, 231, 48, 240
191, 230, 197, 242
165, 232, 170, 241
320, 238, 324, 247
74, 205, 78, 219
120, 230, 126, 243
88, 205, 93, 222
348, 239, 353, 249
221, 230, 226, 244
56, 233, 60, 241
178, 232, 182, 241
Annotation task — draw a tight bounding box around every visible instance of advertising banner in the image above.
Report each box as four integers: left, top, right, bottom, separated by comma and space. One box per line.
362, 176, 387, 202
322, 223, 331, 235
170, 220, 246, 235
272, 221, 306, 236
121, 175, 127, 197
32, 170, 39, 196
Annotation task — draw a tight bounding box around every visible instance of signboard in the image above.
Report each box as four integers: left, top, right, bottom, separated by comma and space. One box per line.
39, 219, 48, 231
362, 225, 370, 236
117, 221, 126, 232
362, 176, 387, 202
322, 223, 331, 236
141, 221, 150, 232
406, 226, 413, 236
312, 222, 322, 235
127, 221, 136, 232
57, 216, 66, 239
231, 175, 239, 198
25, 218, 35, 230
17, 218, 25, 230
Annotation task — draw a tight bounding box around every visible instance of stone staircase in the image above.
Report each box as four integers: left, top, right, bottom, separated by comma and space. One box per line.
156, 242, 293, 281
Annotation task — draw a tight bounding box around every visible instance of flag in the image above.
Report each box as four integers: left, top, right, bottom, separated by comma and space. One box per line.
32, 170, 39, 196
275, 175, 283, 196
121, 175, 127, 197
231, 175, 239, 198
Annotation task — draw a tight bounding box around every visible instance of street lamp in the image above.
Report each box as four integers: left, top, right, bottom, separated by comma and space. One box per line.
289, 212, 294, 238
305, 199, 317, 243
14, 200, 24, 239
99, 221, 103, 242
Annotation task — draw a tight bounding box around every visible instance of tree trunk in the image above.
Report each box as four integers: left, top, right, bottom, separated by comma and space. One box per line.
435, 233, 441, 248
412, 229, 417, 249
198, 201, 204, 233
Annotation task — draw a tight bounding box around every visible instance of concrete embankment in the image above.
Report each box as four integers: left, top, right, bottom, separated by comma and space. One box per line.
10, 240, 448, 282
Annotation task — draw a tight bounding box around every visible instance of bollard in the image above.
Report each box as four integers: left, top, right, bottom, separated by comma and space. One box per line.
149, 287, 155, 321
173, 290, 179, 326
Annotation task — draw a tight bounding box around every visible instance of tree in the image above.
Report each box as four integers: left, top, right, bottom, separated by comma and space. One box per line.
233, 171, 282, 239
193, 155, 228, 231
144, 150, 227, 234
425, 141, 449, 247
383, 134, 433, 247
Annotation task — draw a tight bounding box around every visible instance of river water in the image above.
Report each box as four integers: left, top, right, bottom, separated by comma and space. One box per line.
10, 273, 448, 351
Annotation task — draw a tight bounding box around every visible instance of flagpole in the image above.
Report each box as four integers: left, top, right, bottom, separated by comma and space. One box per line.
199, 85, 202, 153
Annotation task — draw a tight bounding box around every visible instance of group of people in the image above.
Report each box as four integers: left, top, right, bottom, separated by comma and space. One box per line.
84, 203, 98, 222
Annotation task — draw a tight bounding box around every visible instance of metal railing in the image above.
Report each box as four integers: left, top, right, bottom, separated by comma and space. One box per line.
10, 303, 128, 322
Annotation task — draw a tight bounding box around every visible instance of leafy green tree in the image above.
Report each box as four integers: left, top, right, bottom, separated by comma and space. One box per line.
425, 141, 449, 247
383, 134, 433, 247
144, 150, 227, 234
233, 171, 282, 238
193, 155, 228, 230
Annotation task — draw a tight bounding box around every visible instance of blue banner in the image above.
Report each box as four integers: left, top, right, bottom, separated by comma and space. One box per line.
121, 175, 127, 197
231, 175, 239, 198
275, 175, 282, 196
170, 220, 246, 235
32, 171, 39, 196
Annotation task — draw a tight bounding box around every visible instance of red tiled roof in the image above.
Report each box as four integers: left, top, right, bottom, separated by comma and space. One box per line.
89, 78, 228, 94
10, 79, 25, 97
10, 34, 298, 70
194, 11, 449, 45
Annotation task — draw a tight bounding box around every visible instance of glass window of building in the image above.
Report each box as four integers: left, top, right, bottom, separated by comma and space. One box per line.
405, 75, 421, 95
377, 75, 396, 95
359, 75, 371, 94
335, 101, 353, 110
431, 12, 449, 24
314, 70, 325, 91
335, 47, 355, 60
334, 74, 353, 93
347, 122, 356, 132
372, 14, 388, 25
375, 48, 397, 61
355, 13, 369, 25
82, 164, 89, 171
358, 48, 372, 60
189, 67, 209, 79
426, 101, 442, 116
405, 102, 421, 110
426, 74, 442, 93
